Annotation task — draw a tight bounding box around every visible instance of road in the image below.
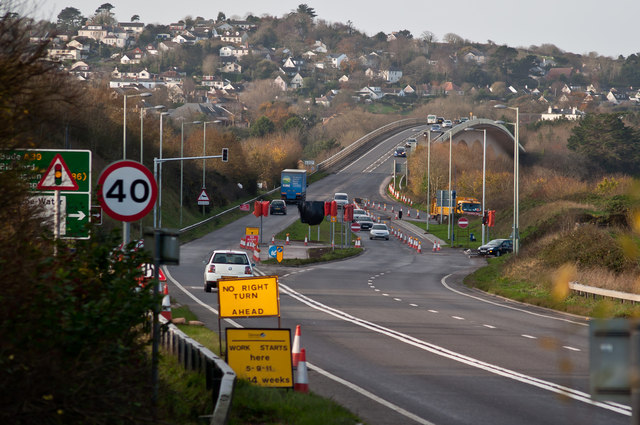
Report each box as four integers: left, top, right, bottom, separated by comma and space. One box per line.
165, 126, 630, 425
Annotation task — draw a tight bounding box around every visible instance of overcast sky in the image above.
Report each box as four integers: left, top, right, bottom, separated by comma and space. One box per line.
32, 0, 640, 58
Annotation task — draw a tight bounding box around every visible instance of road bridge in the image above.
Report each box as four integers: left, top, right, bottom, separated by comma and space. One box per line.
429, 118, 525, 158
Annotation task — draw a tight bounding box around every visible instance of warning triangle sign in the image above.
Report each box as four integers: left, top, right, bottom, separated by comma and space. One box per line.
37, 154, 79, 191
197, 189, 210, 205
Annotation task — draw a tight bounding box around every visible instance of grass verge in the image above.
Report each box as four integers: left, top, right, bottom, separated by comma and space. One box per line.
166, 307, 365, 425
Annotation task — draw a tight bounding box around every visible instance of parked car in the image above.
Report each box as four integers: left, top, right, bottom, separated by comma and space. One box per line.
204, 250, 254, 292
355, 215, 374, 230
269, 199, 287, 215
370, 223, 390, 240
477, 239, 513, 257
394, 146, 407, 157
333, 192, 349, 208
442, 119, 453, 128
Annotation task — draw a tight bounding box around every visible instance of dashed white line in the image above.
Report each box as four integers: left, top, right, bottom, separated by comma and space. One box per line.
452, 316, 465, 321
563, 346, 581, 352
410, 303, 419, 307
394, 298, 402, 302
483, 324, 496, 329
522, 334, 537, 339
428, 309, 439, 313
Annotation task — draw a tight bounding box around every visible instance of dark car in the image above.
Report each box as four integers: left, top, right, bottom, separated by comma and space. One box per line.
269, 200, 287, 215
393, 146, 406, 157
354, 215, 374, 230
477, 239, 513, 256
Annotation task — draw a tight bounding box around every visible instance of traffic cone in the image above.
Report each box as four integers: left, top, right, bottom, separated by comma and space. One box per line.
417, 210, 420, 219
433, 242, 437, 252
292, 325, 301, 367
437, 242, 441, 251
161, 283, 171, 321
304, 235, 308, 246
391, 205, 394, 212
286, 233, 290, 245
294, 348, 309, 393
407, 209, 411, 217
418, 242, 422, 253
271, 234, 275, 244
384, 204, 387, 211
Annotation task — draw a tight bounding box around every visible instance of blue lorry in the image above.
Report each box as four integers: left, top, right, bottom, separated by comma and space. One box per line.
280, 169, 307, 203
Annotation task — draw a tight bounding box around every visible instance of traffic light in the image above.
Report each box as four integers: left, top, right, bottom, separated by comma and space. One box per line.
253, 200, 262, 217
261, 200, 269, 217
221, 148, 228, 162
324, 201, 331, 216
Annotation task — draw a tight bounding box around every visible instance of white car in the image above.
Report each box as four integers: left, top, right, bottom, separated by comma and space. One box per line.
333, 192, 349, 208
369, 223, 390, 240
204, 250, 253, 292
442, 120, 453, 128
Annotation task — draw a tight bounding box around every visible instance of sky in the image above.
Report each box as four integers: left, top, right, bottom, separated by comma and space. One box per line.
30, 0, 640, 58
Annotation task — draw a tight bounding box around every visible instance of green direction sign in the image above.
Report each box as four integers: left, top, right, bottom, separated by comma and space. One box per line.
1, 149, 92, 239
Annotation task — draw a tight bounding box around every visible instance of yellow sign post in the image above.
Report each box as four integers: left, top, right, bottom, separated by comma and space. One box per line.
218, 276, 280, 318
226, 328, 293, 387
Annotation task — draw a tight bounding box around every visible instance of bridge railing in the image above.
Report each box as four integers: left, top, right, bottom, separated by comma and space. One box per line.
159, 317, 236, 425
317, 118, 426, 172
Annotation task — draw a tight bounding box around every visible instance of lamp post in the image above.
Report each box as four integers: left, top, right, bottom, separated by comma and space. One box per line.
180, 119, 202, 226
425, 129, 432, 232
122, 91, 152, 245
494, 104, 520, 255
155, 111, 170, 229
201, 121, 218, 215
140, 105, 165, 166
465, 127, 487, 245
447, 130, 453, 246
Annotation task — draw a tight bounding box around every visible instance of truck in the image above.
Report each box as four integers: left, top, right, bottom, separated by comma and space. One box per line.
280, 169, 307, 203
430, 195, 482, 220
427, 114, 437, 124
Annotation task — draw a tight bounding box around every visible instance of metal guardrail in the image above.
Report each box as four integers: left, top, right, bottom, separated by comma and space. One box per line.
569, 282, 640, 304
317, 118, 426, 172
159, 317, 236, 425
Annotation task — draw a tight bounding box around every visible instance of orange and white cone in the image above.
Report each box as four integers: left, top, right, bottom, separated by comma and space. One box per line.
271, 234, 275, 244
437, 242, 441, 251
286, 233, 290, 245
304, 235, 308, 246
418, 242, 422, 253
417, 210, 420, 219
407, 209, 411, 217
292, 325, 302, 367
161, 283, 171, 321
294, 348, 309, 393
433, 242, 437, 252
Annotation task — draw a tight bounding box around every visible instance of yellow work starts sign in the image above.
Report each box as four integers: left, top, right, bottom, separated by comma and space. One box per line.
218, 276, 280, 318
226, 328, 293, 388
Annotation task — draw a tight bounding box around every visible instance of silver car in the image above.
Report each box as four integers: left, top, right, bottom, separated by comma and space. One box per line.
369, 223, 390, 240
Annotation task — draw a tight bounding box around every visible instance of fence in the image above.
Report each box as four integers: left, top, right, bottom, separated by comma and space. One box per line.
159, 317, 236, 425
569, 282, 640, 304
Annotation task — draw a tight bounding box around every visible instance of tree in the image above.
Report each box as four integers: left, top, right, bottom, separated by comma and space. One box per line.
96, 2, 115, 13
57, 7, 84, 31
130, 14, 140, 22
567, 113, 640, 174
250, 116, 275, 137
217, 11, 226, 22
296, 4, 317, 18
443, 32, 464, 46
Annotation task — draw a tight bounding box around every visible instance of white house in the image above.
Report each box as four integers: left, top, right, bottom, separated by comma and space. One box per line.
290, 73, 304, 89
274, 76, 287, 91
327, 53, 348, 69
381, 67, 402, 83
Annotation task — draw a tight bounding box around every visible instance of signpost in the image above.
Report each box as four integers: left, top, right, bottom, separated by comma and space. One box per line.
226, 328, 293, 388
97, 160, 157, 222
1, 149, 92, 239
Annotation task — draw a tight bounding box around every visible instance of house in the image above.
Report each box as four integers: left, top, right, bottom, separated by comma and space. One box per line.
119, 22, 144, 36
67, 37, 91, 54
169, 22, 186, 33
441, 81, 463, 95
540, 106, 584, 121
380, 67, 402, 83
607, 89, 628, 105
173, 33, 197, 44
159, 41, 179, 52
463, 50, 485, 64
219, 45, 249, 58
219, 62, 242, 73
358, 86, 384, 100
47, 45, 82, 61
313, 40, 327, 53
228, 20, 257, 30
327, 53, 348, 69
78, 25, 108, 42
274, 76, 287, 91
290, 73, 304, 89
339, 75, 349, 83
215, 22, 233, 32
220, 31, 248, 45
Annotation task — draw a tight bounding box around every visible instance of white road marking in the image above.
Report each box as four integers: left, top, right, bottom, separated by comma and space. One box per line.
428, 309, 438, 313
452, 316, 465, 321
278, 281, 630, 417
410, 303, 419, 307
394, 298, 402, 302
483, 324, 496, 329
563, 346, 581, 352
522, 334, 537, 339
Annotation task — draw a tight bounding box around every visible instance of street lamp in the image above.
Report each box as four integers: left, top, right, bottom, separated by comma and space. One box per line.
447, 129, 453, 246
201, 121, 218, 215
122, 91, 152, 245
140, 105, 165, 166
180, 119, 202, 226
425, 130, 432, 232
465, 127, 487, 245
155, 111, 170, 229
494, 104, 520, 255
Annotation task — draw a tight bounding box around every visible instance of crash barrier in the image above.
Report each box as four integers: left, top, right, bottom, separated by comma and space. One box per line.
317, 118, 427, 172
569, 282, 640, 304
159, 317, 236, 425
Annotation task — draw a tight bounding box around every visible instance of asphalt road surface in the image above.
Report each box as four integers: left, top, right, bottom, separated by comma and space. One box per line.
165, 126, 630, 425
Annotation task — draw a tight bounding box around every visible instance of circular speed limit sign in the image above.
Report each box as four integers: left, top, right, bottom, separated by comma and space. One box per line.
97, 160, 157, 222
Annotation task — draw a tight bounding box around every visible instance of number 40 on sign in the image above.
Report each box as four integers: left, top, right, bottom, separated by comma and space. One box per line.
97, 160, 158, 222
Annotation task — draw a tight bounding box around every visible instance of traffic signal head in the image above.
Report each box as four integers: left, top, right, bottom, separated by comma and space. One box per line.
221, 148, 228, 162
344, 204, 353, 222
261, 200, 269, 217
487, 210, 495, 227
253, 200, 262, 217
330, 200, 337, 217
324, 201, 331, 216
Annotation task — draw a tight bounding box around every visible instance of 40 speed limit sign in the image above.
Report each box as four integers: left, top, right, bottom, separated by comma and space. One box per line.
97, 160, 157, 222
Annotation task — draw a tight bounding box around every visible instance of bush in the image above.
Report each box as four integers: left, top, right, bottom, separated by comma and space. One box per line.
540, 224, 636, 273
